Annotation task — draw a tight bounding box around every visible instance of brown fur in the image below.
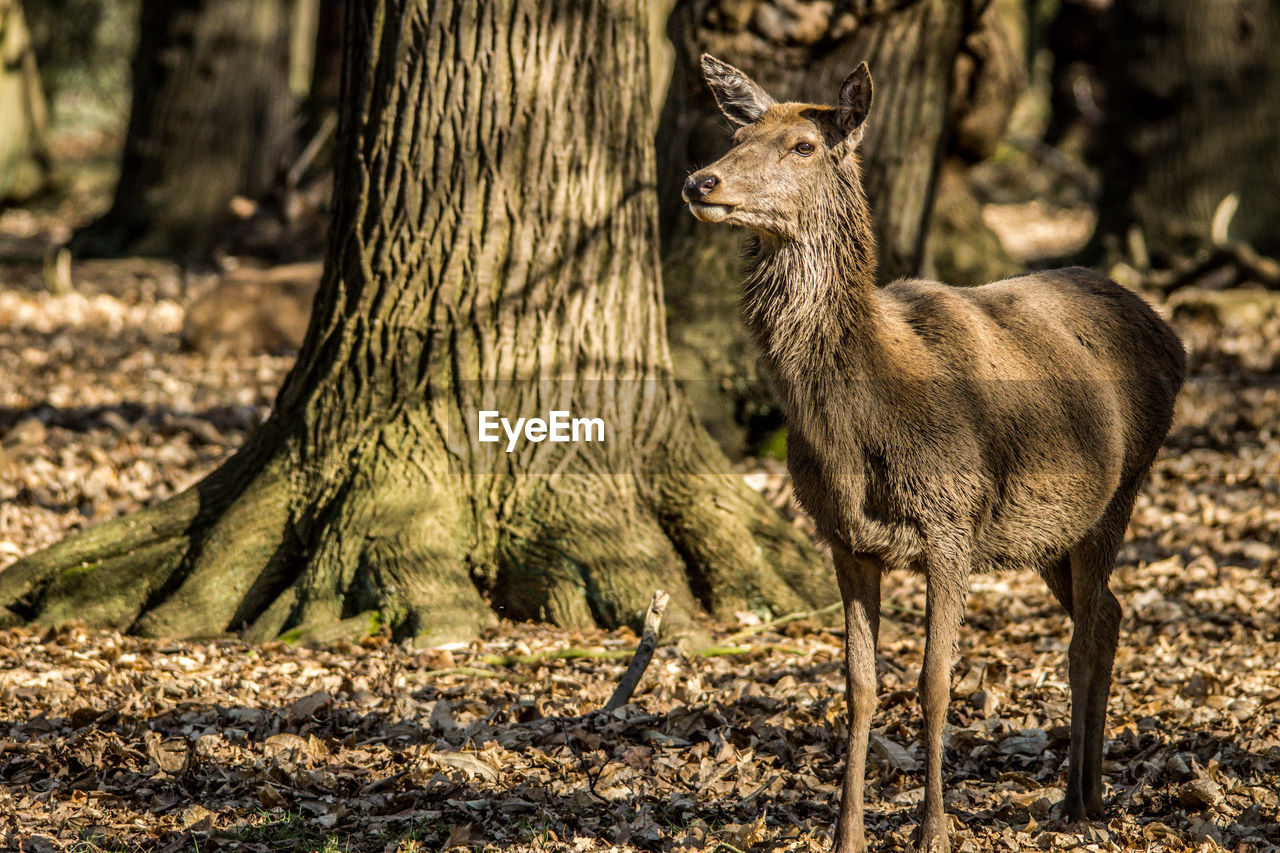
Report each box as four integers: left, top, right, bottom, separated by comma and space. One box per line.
686, 55, 1186, 853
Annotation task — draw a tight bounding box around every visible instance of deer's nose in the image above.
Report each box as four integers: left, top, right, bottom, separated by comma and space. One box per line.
683, 173, 719, 202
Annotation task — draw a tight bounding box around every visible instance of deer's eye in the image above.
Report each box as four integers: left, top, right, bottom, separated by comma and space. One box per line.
793, 141, 815, 156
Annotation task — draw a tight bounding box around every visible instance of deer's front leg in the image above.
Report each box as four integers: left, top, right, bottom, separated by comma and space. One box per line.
918, 562, 968, 853
832, 548, 882, 853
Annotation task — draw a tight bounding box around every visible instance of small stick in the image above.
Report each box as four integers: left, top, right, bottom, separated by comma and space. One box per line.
602, 590, 669, 712
723, 600, 842, 645
711, 843, 749, 853
1210, 192, 1239, 247
287, 110, 338, 189
476, 647, 636, 667
699, 644, 807, 657
419, 665, 530, 683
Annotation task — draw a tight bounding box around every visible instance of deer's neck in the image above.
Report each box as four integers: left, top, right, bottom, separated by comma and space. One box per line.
740, 170, 888, 399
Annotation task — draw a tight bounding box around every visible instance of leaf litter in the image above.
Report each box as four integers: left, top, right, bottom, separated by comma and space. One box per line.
0, 254, 1278, 851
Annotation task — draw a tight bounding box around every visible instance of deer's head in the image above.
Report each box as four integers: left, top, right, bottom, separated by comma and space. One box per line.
683, 55, 873, 241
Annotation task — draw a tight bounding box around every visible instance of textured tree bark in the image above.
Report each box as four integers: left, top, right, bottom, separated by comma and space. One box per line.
0, 0, 832, 643
656, 0, 982, 450
1095, 0, 1280, 263
68, 0, 296, 259
0, 0, 49, 203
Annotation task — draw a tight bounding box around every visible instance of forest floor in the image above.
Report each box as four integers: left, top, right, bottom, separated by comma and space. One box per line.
1, 176, 1279, 853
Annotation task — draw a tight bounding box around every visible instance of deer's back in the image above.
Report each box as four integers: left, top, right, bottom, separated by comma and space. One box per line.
883, 267, 1185, 422
788, 267, 1185, 572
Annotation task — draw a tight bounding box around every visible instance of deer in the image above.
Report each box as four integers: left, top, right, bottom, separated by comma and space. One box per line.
683, 55, 1186, 853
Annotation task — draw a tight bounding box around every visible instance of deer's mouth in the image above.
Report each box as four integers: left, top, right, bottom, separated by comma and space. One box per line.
688, 200, 734, 223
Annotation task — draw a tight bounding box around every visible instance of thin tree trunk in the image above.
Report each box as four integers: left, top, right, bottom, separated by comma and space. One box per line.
1095, 0, 1280, 263
68, 0, 296, 260
1, 0, 833, 643
0, 0, 49, 203
306, 0, 341, 120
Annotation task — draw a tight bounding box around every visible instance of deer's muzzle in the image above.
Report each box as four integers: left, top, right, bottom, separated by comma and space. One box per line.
684, 172, 733, 222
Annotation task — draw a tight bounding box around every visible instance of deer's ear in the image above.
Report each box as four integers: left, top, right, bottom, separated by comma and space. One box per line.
701, 54, 775, 125
838, 62, 873, 139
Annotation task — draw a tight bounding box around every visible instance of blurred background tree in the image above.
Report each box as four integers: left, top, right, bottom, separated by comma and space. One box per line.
0, 0, 49, 203
1093, 0, 1280, 265
25, 0, 136, 118
67, 0, 298, 260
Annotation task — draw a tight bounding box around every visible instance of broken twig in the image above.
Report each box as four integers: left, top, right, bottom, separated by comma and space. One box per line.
603, 590, 669, 711
724, 600, 842, 644
476, 647, 635, 667
420, 665, 530, 683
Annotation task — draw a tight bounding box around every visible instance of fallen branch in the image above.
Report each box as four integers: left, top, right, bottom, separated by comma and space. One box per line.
1144, 241, 1280, 293
1225, 240, 1280, 285
699, 644, 807, 657
882, 600, 926, 618
442, 594, 822, 686
476, 647, 635, 667
463, 637, 750, 672
286, 110, 338, 189
419, 665, 530, 683
697, 645, 754, 657
724, 601, 842, 645
603, 590, 669, 712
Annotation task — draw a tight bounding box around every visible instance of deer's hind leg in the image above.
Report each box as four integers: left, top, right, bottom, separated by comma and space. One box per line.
1058, 484, 1139, 821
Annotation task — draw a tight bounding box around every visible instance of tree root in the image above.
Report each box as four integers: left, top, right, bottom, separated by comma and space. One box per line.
0, 486, 201, 630
2, 412, 833, 642
723, 600, 843, 644
653, 432, 836, 622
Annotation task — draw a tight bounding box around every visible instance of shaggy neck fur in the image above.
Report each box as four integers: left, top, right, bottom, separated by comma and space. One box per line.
740, 151, 886, 401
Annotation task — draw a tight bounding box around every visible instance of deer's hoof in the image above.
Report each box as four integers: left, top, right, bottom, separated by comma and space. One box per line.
917, 835, 950, 853
1060, 796, 1099, 823
831, 843, 866, 853
831, 826, 867, 853
915, 818, 951, 853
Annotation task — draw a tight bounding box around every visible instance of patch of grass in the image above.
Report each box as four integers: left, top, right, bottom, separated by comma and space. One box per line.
376, 815, 449, 847
64, 834, 132, 853
757, 426, 788, 461
513, 815, 558, 848
63, 560, 100, 578
225, 809, 347, 851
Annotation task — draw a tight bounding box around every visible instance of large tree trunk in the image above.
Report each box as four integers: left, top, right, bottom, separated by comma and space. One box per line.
0, 0, 832, 644
656, 0, 983, 451
0, 0, 49, 203
1094, 0, 1280, 264
68, 0, 297, 260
